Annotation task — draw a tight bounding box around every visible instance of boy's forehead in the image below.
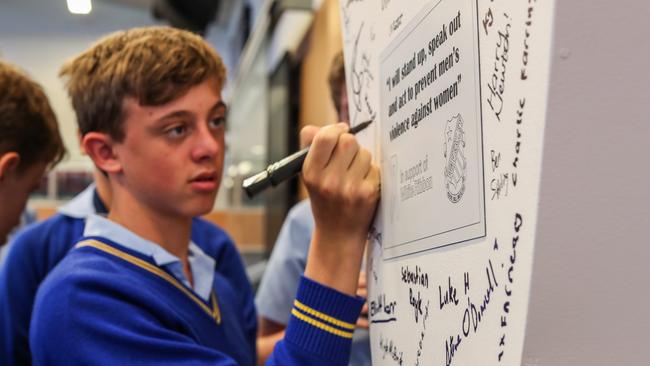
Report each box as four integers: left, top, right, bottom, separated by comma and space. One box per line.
121, 81, 225, 117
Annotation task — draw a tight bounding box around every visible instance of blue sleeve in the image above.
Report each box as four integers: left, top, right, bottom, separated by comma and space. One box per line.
266, 276, 364, 366
0, 215, 82, 366
256, 201, 314, 324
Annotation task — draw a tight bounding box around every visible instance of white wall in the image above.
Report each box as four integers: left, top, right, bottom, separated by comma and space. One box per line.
523, 1, 650, 365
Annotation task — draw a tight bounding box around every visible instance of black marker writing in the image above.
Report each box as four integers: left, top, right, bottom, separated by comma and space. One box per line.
486, 13, 511, 122
379, 334, 404, 365
370, 293, 397, 323
444, 260, 499, 366
401, 265, 429, 288
521, 2, 537, 80
482, 8, 494, 35
497, 213, 523, 362
511, 98, 526, 188
491, 173, 509, 200
439, 276, 460, 310
462, 260, 499, 337
409, 287, 424, 323
445, 334, 463, 366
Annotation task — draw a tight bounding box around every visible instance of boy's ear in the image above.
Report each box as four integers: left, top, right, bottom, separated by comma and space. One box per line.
0, 152, 20, 181
81, 132, 122, 174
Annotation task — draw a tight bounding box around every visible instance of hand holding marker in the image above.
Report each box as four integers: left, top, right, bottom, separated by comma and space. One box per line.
242, 120, 373, 198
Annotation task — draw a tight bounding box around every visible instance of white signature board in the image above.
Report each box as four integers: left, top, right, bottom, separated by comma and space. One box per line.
339, 0, 556, 364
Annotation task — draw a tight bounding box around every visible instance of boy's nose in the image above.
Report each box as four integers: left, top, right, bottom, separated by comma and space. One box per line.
191, 126, 221, 162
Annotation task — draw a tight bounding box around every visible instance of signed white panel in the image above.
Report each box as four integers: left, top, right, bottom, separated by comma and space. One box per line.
339, 0, 556, 365
379, 0, 485, 259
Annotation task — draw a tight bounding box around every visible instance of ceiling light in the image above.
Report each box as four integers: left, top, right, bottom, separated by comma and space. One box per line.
67, 0, 92, 15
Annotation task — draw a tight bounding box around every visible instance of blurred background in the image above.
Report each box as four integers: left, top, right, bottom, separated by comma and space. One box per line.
0, 0, 346, 287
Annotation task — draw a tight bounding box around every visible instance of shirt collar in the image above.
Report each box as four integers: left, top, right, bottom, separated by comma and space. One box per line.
58, 183, 97, 218
83, 214, 215, 301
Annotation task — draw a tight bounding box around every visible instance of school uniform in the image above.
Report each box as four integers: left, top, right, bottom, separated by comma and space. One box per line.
29, 214, 363, 365
0, 185, 100, 366
0, 185, 254, 365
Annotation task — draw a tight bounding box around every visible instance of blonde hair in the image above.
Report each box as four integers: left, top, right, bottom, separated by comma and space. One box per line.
0, 61, 65, 172
60, 26, 227, 142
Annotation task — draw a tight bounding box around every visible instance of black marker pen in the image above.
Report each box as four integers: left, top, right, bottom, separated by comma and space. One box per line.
243, 120, 373, 198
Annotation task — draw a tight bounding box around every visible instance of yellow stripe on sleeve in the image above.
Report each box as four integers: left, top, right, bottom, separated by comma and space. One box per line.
290, 308, 354, 339
293, 300, 356, 330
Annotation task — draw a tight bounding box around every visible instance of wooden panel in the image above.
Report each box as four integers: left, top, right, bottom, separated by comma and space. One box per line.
35, 206, 57, 221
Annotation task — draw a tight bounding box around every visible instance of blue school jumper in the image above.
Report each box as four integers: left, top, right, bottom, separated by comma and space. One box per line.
30, 235, 363, 365
0, 186, 256, 365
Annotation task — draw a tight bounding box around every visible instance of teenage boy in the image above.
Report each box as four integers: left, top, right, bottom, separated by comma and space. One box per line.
30, 26, 379, 366
0, 61, 65, 244
0, 170, 254, 366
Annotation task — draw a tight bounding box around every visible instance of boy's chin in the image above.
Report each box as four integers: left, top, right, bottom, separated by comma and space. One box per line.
193, 208, 214, 218
162, 194, 216, 219
185, 201, 216, 218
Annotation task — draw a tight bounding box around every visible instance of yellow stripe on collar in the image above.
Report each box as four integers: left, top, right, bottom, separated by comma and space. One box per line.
291, 308, 354, 339
293, 300, 355, 330
76, 239, 221, 324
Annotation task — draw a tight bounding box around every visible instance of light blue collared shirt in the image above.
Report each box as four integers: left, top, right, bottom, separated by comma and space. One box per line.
58, 183, 96, 219
84, 214, 216, 302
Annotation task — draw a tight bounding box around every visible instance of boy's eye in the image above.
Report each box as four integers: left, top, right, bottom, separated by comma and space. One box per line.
165, 124, 187, 138
209, 116, 226, 130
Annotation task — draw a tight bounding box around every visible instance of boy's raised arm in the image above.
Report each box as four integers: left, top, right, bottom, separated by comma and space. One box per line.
302, 123, 379, 295
265, 123, 380, 366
